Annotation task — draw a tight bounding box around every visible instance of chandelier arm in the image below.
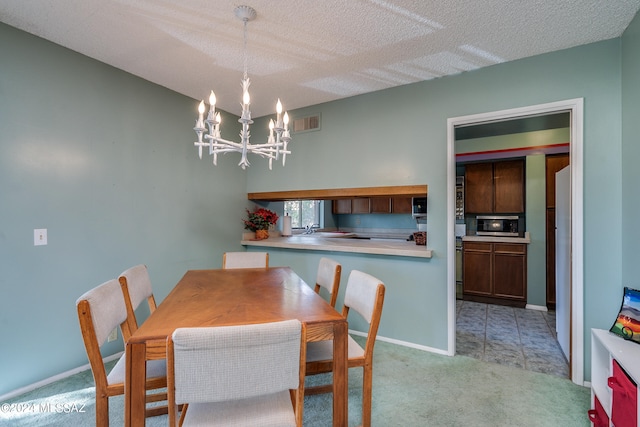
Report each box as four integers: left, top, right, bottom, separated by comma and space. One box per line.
212, 147, 247, 154
249, 142, 285, 149
250, 148, 279, 154
205, 136, 245, 149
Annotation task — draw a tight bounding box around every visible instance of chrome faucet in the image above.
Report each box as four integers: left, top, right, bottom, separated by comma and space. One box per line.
304, 224, 319, 234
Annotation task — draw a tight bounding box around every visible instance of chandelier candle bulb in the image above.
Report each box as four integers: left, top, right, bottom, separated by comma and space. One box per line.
276, 99, 282, 127
268, 119, 275, 142
243, 90, 250, 111
196, 101, 205, 128
208, 91, 216, 119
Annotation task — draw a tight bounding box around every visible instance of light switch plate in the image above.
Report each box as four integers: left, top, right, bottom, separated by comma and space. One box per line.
34, 229, 47, 246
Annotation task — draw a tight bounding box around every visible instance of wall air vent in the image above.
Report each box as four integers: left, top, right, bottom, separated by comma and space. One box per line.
293, 113, 321, 133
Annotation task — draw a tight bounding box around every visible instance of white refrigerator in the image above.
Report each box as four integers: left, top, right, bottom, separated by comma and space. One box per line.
555, 165, 571, 360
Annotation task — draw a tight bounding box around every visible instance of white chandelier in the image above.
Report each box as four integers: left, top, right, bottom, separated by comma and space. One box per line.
193, 5, 291, 170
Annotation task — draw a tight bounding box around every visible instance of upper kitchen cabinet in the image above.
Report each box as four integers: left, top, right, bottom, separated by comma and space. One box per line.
333, 196, 413, 214
332, 199, 352, 214
465, 162, 493, 213
352, 198, 371, 214
494, 160, 525, 213
370, 197, 392, 213
331, 198, 370, 214
391, 197, 412, 214
370, 197, 412, 213
465, 159, 525, 214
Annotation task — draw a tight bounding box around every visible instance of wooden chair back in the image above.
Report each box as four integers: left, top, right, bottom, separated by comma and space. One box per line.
305, 270, 385, 427
76, 279, 129, 401
342, 270, 386, 366
314, 257, 341, 308
118, 264, 157, 341
222, 251, 269, 269
76, 279, 167, 426
167, 319, 306, 427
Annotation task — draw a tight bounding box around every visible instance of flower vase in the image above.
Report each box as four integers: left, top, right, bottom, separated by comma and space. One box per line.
255, 229, 269, 240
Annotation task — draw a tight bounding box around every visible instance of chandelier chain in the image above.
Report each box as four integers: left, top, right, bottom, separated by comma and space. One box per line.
242, 18, 248, 81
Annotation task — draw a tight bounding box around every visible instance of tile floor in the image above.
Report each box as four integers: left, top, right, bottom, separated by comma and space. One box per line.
455, 300, 569, 378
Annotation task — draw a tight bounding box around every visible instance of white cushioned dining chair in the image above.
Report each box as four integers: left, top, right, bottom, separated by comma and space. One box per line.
305, 270, 386, 427
76, 279, 167, 427
167, 319, 306, 427
118, 264, 157, 341
314, 257, 342, 308
222, 251, 269, 269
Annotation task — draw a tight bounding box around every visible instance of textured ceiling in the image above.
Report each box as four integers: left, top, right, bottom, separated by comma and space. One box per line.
1, 1, 639, 118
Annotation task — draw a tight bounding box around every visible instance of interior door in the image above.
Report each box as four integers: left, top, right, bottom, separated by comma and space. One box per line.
555, 165, 571, 360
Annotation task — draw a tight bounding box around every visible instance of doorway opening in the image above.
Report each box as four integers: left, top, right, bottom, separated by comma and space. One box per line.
446, 99, 584, 386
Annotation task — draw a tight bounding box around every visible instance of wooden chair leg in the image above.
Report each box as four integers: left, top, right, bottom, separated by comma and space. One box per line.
95, 394, 109, 427
362, 366, 373, 427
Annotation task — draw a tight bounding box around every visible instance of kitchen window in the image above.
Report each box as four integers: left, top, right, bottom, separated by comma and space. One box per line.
284, 200, 322, 229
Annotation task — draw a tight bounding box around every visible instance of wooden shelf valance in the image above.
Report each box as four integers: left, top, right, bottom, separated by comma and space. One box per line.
248, 185, 427, 201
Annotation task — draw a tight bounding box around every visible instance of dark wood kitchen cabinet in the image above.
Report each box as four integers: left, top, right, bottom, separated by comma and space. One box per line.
546, 154, 570, 209
495, 161, 525, 213
351, 198, 370, 213
462, 242, 492, 296
332, 199, 352, 214
465, 160, 525, 214
463, 241, 527, 307
465, 163, 493, 213
370, 197, 392, 213
333, 196, 414, 214
391, 197, 412, 213
370, 197, 413, 214
332, 198, 370, 214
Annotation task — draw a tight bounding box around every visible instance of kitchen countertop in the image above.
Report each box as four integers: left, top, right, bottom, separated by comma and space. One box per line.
241, 233, 432, 258
461, 231, 531, 244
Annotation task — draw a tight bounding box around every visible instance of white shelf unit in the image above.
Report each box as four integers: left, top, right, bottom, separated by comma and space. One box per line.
591, 329, 640, 426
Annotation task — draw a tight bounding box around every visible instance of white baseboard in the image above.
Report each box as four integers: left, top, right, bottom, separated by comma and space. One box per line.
349, 329, 449, 356
0, 352, 122, 402
525, 304, 549, 312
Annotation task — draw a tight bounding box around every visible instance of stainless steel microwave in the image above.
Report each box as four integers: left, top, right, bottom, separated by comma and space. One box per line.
412, 197, 427, 218
476, 215, 519, 236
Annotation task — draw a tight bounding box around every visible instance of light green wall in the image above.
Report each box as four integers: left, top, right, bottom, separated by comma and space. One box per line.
525, 155, 547, 306
248, 37, 624, 381
1, 11, 636, 394
0, 23, 248, 396
622, 11, 640, 288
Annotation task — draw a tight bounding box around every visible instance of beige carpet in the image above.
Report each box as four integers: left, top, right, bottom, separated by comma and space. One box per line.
1, 336, 591, 426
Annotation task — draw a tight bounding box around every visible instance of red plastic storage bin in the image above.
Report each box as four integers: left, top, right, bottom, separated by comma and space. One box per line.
588, 394, 609, 426
608, 359, 637, 427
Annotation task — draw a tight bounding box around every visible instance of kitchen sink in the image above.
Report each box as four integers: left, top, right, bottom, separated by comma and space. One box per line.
312, 231, 356, 238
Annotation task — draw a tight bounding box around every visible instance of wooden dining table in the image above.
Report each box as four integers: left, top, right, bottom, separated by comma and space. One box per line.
124, 266, 348, 426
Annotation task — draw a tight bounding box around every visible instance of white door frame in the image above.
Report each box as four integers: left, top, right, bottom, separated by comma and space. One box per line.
446, 98, 584, 386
